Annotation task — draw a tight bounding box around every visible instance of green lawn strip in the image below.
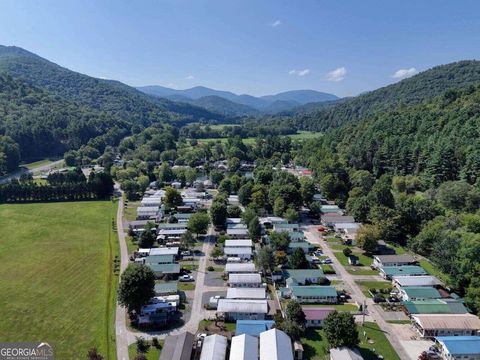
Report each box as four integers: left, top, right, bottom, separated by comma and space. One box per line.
386, 320, 411, 324
128, 342, 163, 360
357, 322, 400, 360
356, 280, 392, 298
330, 243, 347, 251
123, 199, 141, 222
418, 259, 451, 283
300, 328, 330, 360
324, 236, 340, 243
288, 131, 323, 141
333, 252, 376, 275
0, 201, 117, 359
321, 264, 336, 274
126, 235, 138, 254
178, 282, 195, 291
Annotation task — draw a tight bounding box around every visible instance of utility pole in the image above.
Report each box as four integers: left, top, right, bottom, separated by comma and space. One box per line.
362, 299, 366, 325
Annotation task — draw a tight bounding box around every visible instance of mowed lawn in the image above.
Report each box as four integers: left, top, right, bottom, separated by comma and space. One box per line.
0, 201, 118, 359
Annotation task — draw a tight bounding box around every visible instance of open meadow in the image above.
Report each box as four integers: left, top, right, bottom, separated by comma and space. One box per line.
0, 201, 118, 359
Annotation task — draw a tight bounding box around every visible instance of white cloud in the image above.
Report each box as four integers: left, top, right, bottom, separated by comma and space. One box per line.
392, 67, 417, 79
327, 67, 347, 82
289, 68, 310, 76
298, 69, 310, 76
270, 19, 282, 27
185, 75, 194, 80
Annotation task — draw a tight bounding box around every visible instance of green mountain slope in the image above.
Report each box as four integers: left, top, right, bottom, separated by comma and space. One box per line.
294, 60, 480, 131
326, 85, 480, 181
0, 73, 119, 159
0, 45, 222, 124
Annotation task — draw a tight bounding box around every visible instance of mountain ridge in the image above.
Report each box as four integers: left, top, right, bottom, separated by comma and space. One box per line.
137, 84, 339, 115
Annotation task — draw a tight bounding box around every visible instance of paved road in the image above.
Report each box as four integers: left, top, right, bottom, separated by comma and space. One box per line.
304, 225, 411, 360
115, 188, 130, 360
0, 159, 64, 184
114, 197, 219, 359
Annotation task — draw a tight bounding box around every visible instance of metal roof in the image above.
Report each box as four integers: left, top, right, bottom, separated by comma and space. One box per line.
235, 320, 275, 337
393, 275, 442, 287
374, 254, 415, 263
224, 247, 253, 255
321, 215, 355, 224
229, 334, 259, 360
144, 255, 175, 264
225, 239, 253, 247
154, 282, 178, 294
302, 307, 335, 320
400, 286, 442, 299
436, 336, 480, 356
259, 329, 293, 360
227, 288, 266, 299
225, 263, 256, 273
160, 332, 194, 360
282, 269, 324, 280
330, 347, 364, 360
227, 228, 249, 235
228, 273, 262, 284
413, 314, 480, 330
149, 247, 179, 256
217, 299, 268, 314
380, 266, 427, 277
403, 299, 468, 314
146, 263, 181, 274
200, 334, 228, 360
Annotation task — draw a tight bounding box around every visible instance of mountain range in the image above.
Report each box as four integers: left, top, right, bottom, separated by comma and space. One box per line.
137, 85, 339, 116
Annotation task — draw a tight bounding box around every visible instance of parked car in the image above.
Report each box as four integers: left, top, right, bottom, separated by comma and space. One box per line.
180, 251, 191, 256
179, 275, 194, 282
322, 258, 332, 264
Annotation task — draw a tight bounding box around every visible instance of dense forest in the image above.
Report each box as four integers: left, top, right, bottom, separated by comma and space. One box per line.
285, 60, 480, 131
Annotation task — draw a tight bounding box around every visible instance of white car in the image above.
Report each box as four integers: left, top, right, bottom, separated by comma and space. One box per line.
322, 258, 332, 264
179, 275, 194, 282
180, 251, 191, 256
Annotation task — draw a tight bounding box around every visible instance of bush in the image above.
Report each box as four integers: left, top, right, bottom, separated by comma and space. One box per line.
207, 266, 215, 271
317, 277, 330, 285
152, 337, 160, 348
343, 248, 353, 256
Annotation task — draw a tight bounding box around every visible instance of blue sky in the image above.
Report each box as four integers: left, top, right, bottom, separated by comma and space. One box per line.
0, 0, 479, 97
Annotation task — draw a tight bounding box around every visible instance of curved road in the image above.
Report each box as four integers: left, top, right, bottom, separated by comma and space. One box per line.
115, 187, 217, 360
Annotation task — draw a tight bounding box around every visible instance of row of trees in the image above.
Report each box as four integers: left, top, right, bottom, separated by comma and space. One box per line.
0, 171, 113, 203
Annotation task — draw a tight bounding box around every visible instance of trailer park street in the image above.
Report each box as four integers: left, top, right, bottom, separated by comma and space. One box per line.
112, 165, 479, 360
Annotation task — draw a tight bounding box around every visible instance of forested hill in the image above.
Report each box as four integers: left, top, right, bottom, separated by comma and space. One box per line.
293, 60, 480, 131
0, 45, 222, 124
0, 73, 123, 161
325, 85, 480, 184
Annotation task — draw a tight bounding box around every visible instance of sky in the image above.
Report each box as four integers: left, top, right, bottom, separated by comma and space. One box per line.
0, 0, 479, 97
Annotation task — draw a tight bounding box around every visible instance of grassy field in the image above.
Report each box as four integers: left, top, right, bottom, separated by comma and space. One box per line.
356, 280, 393, 298
21, 159, 55, 169
357, 322, 400, 360
195, 131, 321, 145
419, 258, 450, 283
128, 342, 163, 360
332, 250, 377, 275
300, 322, 399, 360
0, 201, 118, 359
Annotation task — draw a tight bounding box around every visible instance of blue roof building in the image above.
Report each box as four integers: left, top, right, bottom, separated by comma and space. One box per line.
235, 320, 275, 337
436, 336, 480, 360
